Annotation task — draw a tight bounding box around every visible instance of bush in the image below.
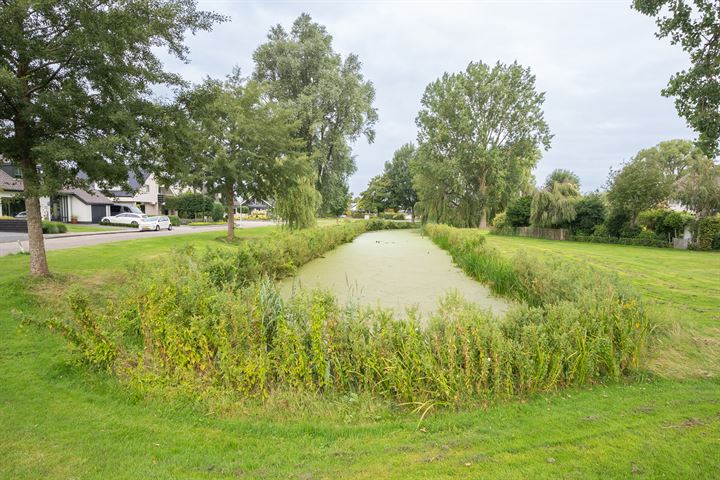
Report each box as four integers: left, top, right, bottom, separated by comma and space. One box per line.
506, 196, 532, 227
570, 193, 606, 235
55, 221, 650, 408
42, 221, 68, 234
168, 215, 180, 227
491, 212, 509, 229
239, 205, 250, 214
211, 202, 225, 222
692, 215, 720, 250
165, 192, 214, 219
570, 234, 670, 248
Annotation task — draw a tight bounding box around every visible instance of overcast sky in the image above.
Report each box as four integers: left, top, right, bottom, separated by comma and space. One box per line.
165, 0, 693, 195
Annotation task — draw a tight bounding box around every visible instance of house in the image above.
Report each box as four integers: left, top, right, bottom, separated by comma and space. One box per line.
238, 197, 273, 214
103, 171, 181, 216
0, 166, 113, 223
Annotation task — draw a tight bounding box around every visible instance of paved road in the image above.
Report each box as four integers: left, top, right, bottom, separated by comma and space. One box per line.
0, 221, 275, 257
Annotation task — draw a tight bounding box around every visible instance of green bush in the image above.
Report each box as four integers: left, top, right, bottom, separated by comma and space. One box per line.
506, 196, 532, 227
692, 215, 720, 250
54, 221, 650, 408
168, 215, 180, 226
491, 212, 509, 229
41, 221, 68, 234
570, 193, 606, 235
211, 202, 225, 222
570, 235, 670, 248
165, 192, 214, 219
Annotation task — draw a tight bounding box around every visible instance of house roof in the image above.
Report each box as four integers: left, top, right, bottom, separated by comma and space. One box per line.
0, 169, 23, 192
0, 168, 112, 205
60, 187, 113, 205
106, 170, 152, 197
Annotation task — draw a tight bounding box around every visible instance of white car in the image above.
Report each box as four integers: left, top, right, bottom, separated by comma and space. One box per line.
138, 216, 172, 231
100, 212, 148, 226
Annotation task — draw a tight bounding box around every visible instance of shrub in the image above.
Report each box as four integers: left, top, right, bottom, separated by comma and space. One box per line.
570, 193, 606, 235
506, 196, 532, 227
165, 192, 214, 219
491, 212, 509, 229
692, 215, 720, 250
41, 221, 68, 234
570, 235, 670, 248
211, 202, 225, 222
168, 215, 180, 226
55, 221, 650, 408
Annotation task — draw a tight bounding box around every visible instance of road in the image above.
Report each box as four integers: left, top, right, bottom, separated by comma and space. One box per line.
0, 221, 275, 257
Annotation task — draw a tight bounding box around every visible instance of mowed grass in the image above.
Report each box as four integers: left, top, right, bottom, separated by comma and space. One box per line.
483, 233, 720, 379
0, 228, 718, 479
63, 224, 128, 233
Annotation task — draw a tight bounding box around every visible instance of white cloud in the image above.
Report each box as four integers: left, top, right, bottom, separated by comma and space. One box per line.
168, 0, 693, 195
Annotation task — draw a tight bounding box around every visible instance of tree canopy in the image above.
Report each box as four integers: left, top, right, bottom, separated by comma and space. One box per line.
0, 0, 223, 276
252, 14, 378, 216
413, 61, 551, 227
174, 75, 305, 238
531, 169, 581, 228
633, 0, 720, 156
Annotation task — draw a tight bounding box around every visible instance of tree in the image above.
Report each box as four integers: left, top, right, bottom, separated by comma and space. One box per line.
506, 196, 533, 227
0, 0, 222, 276
544, 169, 580, 190
414, 61, 551, 227
674, 156, 720, 218
606, 139, 704, 224
253, 14, 378, 215
531, 170, 581, 228
633, 0, 720, 156
357, 174, 391, 214
384, 143, 419, 218
175, 76, 304, 239
570, 193, 607, 235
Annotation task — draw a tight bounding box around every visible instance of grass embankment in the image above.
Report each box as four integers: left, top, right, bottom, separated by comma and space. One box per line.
484, 232, 720, 379
0, 225, 718, 479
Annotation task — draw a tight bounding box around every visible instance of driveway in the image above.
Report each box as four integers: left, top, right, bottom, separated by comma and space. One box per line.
0, 221, 275, 257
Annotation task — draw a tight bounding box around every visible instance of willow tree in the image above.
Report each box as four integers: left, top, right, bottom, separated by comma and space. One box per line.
531, 170, 581, 228
0, 0, 222, 276
414, 61, 551, 228
175, 75, 305, 239
253, 14, 378, 215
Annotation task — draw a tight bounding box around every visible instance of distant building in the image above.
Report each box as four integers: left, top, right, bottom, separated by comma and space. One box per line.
102, 171, 183, 216
0, 166, 113, 223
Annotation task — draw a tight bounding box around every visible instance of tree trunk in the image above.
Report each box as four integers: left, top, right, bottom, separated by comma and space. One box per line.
20, 160, 50, 277
478, 171, 488, 228
226, 183, 235, 241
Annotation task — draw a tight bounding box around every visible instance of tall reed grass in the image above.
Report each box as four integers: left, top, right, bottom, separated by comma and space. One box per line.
54, 221, 652, 407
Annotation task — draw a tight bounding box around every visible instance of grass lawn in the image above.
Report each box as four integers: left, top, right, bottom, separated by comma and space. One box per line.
63, 224, 128, 233
1, 228, 718, 479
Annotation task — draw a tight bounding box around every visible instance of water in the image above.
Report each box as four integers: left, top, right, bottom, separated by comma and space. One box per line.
279, 229, 510, 318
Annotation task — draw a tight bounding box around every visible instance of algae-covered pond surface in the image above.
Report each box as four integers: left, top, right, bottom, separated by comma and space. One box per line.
279, 229, 510, 317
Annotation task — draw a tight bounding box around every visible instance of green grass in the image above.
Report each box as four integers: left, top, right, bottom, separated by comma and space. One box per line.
0, 228, 718, 479
483, 232, 720, 379
63, 224, 127, 233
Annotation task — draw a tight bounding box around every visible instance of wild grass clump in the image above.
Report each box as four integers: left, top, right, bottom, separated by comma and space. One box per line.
53, 222, 652, 408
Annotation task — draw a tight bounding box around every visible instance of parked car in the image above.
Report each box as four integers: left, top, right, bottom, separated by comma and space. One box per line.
100, 212, 148, 226
138, 216, 172, 231
14, 211, 27, 219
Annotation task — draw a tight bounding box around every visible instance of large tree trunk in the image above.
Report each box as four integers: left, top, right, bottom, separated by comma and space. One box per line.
478, 173, 488, 228
226, 183, 235, 241
20, 160, 50, 277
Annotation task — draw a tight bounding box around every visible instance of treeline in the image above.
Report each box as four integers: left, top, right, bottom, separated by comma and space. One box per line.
358, 61, 719, 248
491, 140, 720, 249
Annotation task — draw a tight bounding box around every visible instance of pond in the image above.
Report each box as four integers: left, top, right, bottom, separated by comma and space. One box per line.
279, 229, 511, 318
